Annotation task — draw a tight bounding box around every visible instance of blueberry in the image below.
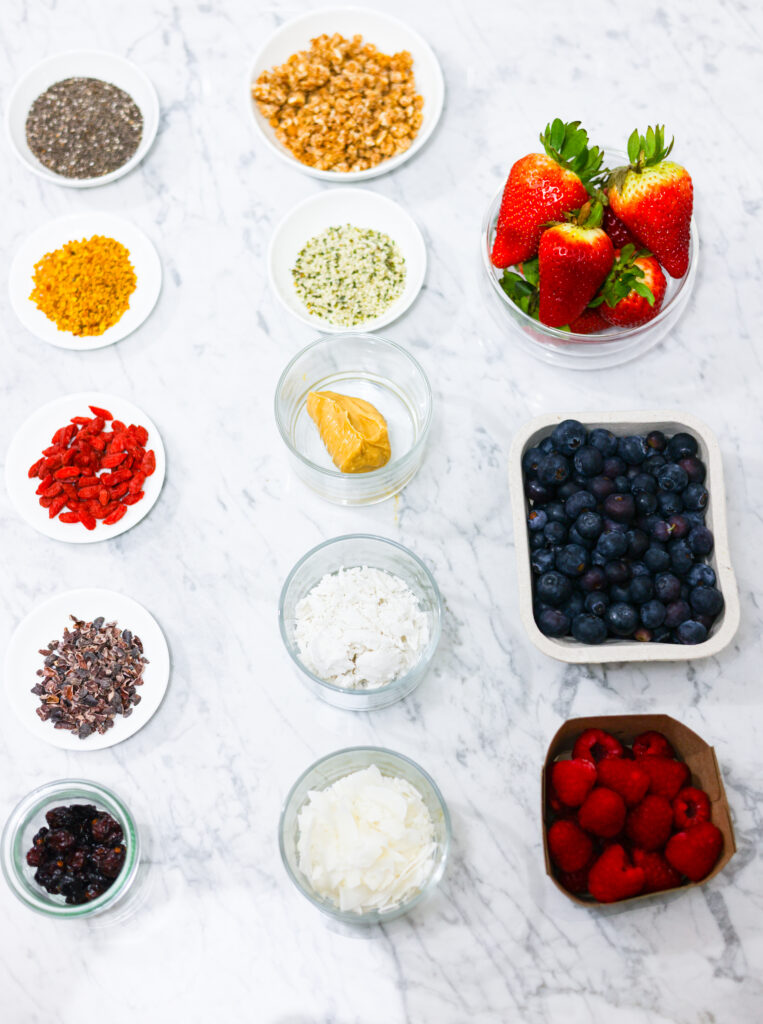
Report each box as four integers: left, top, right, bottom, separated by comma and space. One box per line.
679, 456, 706, 484
563, 592, 585, 619
557, 481, 583, 500
626, 465, 641, 480
618, 435, 648, 465
585, 591, 610, 617
667, 514, 690, 539
522, 447, 545, 478
629, 576, 654, 604
654, 572, 681, 603
544, 521, 567, 546
556, 544, 589, 577
604, 559, 630, 585
604, 493, 635, 523
644, 545, 671, 573
687, 563, 716, 588
576, 510, 603, 541
580, 567, 607, 593
539, 436, 555, 454
694, 613, 715, 632
631, 473, 657, 495
602, 518, 629, 535
684, 510, 707, 527
537, 452, 571, 486
531, 548, 556, 575
589, 428, 618, 456
573, 445, 604, 478
537, 607, 571, 637
527, 508, 548, 532
646, 454, 667, 474
653, 625, 674, 643
666, 432, 698, 461
536, 571, 572, 607
688, 524, 714, 553
565, 491, 597, 519
664, 599, 692, 628
677, 619, 708, 645
690, 586, 724, 617
646, 430, 667, 452
631, 561, 650, 577
596, 531, 629, 559
588, 475, 616, 501
606, 602, 639, 637
545, 501, 568, 524
567, 525, 593, 550
634, 627, 653, 642
650, 520, 672, 543
572, 613, 608, 644
657, 491, 684, 517
635, 491, 658, 515
683, 483, 709, 511
657, 463, 689, 492
526, 479, 554, 504
551, 420, 588, 456
603, 456, 627, 480
530, 532, 548, 550
626, 528, 649, 559
609, 584, 632, 604
669, 538, 694, 575
613, 475, 632, 494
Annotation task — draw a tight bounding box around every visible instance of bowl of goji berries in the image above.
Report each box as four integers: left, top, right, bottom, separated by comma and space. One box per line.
4, 393, 165, 542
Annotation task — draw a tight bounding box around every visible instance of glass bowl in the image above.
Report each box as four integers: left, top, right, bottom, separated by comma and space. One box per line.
279, 746, 450, 925
279, 534, 442, 710
1, 779, 140, 917
274, 333, 432, 505
480, 148, 699, 370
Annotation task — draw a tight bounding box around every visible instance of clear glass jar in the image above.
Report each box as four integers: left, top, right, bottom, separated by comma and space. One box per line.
279, 746, 451, 925
274, 333, 432, 505
481, 148, 699, 370
1, 779, 140, 918
279, 534, 442, 710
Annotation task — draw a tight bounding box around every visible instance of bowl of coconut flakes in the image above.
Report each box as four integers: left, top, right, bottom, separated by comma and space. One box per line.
278, 534, 442, 710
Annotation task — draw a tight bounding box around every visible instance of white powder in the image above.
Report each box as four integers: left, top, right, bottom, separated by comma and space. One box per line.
294, 565, 429, 689
297, 764, 437, 914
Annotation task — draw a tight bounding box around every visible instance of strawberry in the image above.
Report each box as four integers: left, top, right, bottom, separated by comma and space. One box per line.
491, 119, 603, 268
602, 206, 638, 248
631, 848, 682, 894
568, 307, 606, 335
572, 727, 624, 764
547, 820, 594, 872
550, 758, 597, 807
632, 730, 675, 759
673, 787, 711, 830
596, 758, 650, 808
595, 245, 667, 328
607, 125, 693, 278
640, 757, 690, 801
587, 844, 645, 903
665, 822, 723, 882
578, 787, 626, 838
538, 200, 615, 328
625, 794, 673, 851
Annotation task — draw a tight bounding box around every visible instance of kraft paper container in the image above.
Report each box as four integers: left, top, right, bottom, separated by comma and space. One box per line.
542, 714, 736, 906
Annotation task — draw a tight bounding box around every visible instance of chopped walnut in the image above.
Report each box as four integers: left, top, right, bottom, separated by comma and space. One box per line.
253, 33, 424, 172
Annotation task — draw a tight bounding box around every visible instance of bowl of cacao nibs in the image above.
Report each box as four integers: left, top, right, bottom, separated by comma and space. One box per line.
508, 411, 740, 663
1, 779, 140, 917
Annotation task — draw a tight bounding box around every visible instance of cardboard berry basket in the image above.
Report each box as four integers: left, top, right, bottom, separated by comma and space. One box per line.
542, 714, 736, 906
508, 410, 740, 663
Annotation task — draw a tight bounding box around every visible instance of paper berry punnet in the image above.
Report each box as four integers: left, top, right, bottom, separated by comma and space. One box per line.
541, 714, 735, 906
27, 404, 156, 530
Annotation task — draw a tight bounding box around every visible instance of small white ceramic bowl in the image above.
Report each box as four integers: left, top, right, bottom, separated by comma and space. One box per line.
508, 411, 740, 663
268, 188, 426, 332
248, 7, 444, 181
6, 50, 159, 187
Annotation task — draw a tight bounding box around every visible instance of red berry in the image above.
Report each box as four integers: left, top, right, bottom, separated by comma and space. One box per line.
578, 787, 626, 838
572, 728, 624, 764
640, 757, 690, 800
626, 794, 674, 851
547, 820, 594, 873
631, 848, 682, 894
673, 787, 711, 830
632, 730, 675, 759
665, 822, 723, 882
550, 758, 597, 808
588, 844, 645, 903
596, 758, 650, 808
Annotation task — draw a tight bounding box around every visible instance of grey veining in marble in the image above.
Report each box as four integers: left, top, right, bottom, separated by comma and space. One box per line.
1, 1, 762, 1022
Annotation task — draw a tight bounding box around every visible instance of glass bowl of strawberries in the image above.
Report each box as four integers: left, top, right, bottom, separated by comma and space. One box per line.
481, 123, 699, 370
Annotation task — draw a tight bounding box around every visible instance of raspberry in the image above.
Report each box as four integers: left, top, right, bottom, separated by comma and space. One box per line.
572, 728, 624, 764
578, 787, 626, 838
550, 758, 597, 808
625, 794, 673, 851
547, 820, 594, 873
640, 757, 690, 800
672, 787, 711, 830
665, 822, 723, 882
631, 848, 682, 894
632, 730, 675, 759
588, 844, 645, 903
596, 758, 650, 807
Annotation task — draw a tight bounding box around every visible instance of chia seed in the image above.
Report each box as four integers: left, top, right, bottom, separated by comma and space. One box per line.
25, 77, 143, 179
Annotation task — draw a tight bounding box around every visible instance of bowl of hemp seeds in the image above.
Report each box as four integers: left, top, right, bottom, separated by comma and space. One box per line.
6, 50, 159, 187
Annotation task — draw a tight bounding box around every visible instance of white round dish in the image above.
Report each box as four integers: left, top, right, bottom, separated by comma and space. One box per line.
9, 213, 162, 350
248, 7, 444, 181
5, 588, 170, 750
6, 50, 159, 188
4, 391, 166, 544
268, 189, 426, 332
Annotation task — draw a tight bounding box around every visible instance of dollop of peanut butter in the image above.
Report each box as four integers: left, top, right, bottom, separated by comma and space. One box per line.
307, 390, 391, 473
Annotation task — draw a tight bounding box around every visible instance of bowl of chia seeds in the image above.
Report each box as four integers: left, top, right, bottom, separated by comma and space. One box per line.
6, 50, 159, 187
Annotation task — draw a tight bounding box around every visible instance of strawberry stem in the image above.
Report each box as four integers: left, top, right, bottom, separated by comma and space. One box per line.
539, 119, 607, 187
626, 125, 675, 172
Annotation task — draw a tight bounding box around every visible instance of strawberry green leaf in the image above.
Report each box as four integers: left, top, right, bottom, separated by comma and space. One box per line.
522, 257, 540, 288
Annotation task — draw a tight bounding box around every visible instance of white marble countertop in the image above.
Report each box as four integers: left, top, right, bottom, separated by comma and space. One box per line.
1, 1, 762, 1021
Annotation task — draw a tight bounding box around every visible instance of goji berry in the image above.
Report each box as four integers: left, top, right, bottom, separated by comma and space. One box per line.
70, 416, 90, 425
110, 468, 132, 484
80, 513, 97, 531
35, 475, 54, 495
42, 482, 63, 498
88, 405, 113, 420
89, 434, 107, 452
39, 496, 54, 508
61, 448, 77, 466
78, 475, 99, 488
54, 466, 81, 479
128, 473, 145, 495
49, 496, 66, 518
133, 425, 149, 446
99, 489, 109, 506
59, 512, 80, 524
28, 458, 43, 478
101, 452, 127, 468
142, 451, 156, 476
42, 444, 61, 457
77, 486, 100, 499
104, 504, 127, 526
123, 491, 144, 505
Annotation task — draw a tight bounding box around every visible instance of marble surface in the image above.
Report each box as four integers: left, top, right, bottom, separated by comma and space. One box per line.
1, 1, 762, 1021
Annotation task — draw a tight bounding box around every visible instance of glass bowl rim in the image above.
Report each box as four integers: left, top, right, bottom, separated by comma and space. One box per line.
1, 777, 140, 917
273, 332, 433, 479
278, 532, 443, 697
278, 744, 451, 923
480, 150, 699, 346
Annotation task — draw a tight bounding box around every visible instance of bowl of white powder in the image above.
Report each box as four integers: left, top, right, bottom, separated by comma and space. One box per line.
278, 746, 450, 924
279, 534, 442, 709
